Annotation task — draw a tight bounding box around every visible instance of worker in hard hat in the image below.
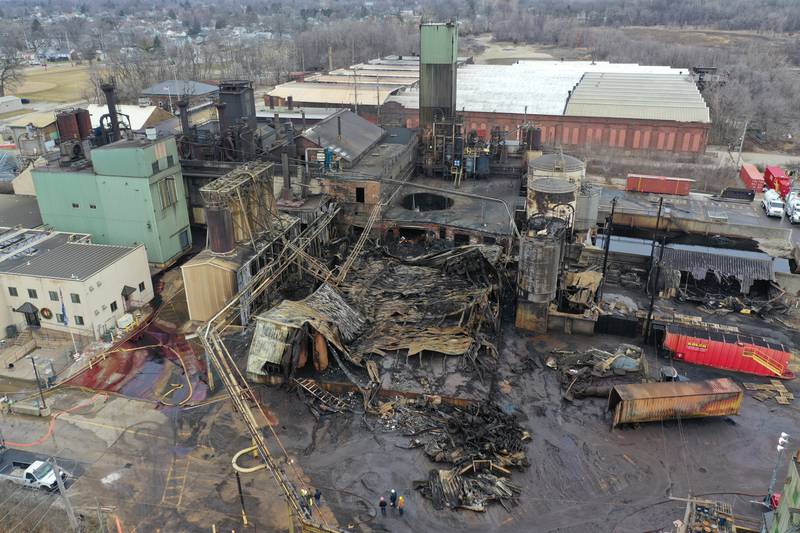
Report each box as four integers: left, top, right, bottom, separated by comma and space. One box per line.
398, 495, 405, 516
379, 496, 387, 516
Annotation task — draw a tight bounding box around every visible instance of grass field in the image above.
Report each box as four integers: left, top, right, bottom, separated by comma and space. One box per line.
15, 64, 91, 102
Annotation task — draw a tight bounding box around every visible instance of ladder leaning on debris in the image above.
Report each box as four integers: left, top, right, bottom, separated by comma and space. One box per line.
294, 378, 350, 412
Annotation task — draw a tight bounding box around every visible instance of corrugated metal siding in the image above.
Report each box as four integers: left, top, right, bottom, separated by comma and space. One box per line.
664, 331, 792, 378
610, 378, 742, 426
658, 246, 775, 292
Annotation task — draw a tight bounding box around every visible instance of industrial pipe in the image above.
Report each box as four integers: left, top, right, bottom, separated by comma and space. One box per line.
232, 445, 267, 473
176, 99, 191, 140
101, 83, 121, 141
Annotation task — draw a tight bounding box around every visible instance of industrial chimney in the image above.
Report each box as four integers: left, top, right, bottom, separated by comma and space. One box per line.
101, 83, 121, 142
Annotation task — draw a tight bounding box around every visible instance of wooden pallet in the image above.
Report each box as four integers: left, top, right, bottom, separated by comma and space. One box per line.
743, 380, 794, 404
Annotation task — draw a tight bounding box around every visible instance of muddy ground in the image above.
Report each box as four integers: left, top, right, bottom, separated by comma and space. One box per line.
252, 315, 798, 533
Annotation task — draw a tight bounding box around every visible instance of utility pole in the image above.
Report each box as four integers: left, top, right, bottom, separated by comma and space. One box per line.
597, 197, 616, 302
649, 196, 664, 264
235, 472, 249, 526
734, 119, 749, 170
52, 459, 79, 531
645, 237, 667, 341
96, 498, 106, 533
352, 67, 359, 116
30, 356, 46, 410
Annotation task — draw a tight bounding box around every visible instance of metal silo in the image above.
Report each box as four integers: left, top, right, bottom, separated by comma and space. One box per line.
527, 177, 577, 227
574, 182, 601, 232
419, 22, 458, 131
529, 152, 586, 182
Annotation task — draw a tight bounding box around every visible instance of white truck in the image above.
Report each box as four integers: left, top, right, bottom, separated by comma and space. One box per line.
762, 189, 785, 218
0, 438, 67, 490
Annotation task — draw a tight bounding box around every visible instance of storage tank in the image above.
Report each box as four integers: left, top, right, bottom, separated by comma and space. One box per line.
518, 219, 565, 303
75, 108, 92, 139
574, 182, 601, 232
56, 111, 80, 141
529, 152, 585, 182
206, 206, 235, 254
527, 177, 577, 226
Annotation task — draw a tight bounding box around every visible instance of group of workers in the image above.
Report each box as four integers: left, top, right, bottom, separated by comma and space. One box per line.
378, 489, 406, 517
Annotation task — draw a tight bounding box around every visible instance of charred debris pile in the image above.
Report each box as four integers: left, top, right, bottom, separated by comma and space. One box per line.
377, 398, 530, 512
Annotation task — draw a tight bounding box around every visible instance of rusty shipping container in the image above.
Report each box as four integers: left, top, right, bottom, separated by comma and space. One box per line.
608, 378, 742, 427
739, 163, 764, 192
626, 174, 694, 196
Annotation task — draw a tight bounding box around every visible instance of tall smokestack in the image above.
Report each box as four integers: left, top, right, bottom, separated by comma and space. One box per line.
287, 96, 293, 110
337, 115, 342, 140
177, 99, 191, 139
101, 83, 121, 142
273, 113, 281, 140
268, 95, 274, 109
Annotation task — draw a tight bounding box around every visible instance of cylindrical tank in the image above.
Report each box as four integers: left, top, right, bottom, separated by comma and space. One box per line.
527, 177, 577, 225
574, 182, 601, 232
206, 206, 235, 254
529, 153, 585, 182
532, 127, 542, 151
56, 111, 80, 141
518, 217, 566, 303
476, 154, 490, 178
75, 109, 92, 139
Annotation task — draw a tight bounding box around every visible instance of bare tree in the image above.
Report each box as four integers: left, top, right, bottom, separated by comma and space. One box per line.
0, 32, 24, 97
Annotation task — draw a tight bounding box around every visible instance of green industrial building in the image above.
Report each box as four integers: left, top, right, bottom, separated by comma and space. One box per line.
32, 137, 191, 269
766, 449, 800, 532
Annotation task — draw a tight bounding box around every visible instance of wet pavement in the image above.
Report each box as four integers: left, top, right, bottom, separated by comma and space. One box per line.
66, 321, 209, 406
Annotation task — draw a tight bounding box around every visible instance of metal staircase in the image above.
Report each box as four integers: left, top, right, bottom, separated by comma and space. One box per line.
294, 378, 349, 412
743, 347, 785, 377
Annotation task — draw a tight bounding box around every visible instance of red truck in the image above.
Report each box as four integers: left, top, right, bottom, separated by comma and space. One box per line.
764, 165, 791, 198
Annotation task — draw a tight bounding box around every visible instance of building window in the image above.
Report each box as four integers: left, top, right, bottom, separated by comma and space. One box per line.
89, 204, 97, 209
110, 301, 118, 312
72, 203, 79, 208
27, 289, 37, 299
8, 287, 17, 297
151, 161, 160, 175
167, 155, 174, 167
139, 282, 146, 291
159, 177, 178, 209
56, 313, 65, 323
74, 315, 84, 326
70, 293, 80, 304
355, 187, 365, 203
179, 228, 190, 249
49, 291, 58, 301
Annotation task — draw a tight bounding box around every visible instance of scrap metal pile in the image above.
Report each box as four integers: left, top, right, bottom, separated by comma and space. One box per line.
378, 399, 530, 512
545, 344, 646, 401
339, 244, 503, 377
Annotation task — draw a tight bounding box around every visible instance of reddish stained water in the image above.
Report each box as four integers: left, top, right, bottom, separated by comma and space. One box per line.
68, 321, 209, 404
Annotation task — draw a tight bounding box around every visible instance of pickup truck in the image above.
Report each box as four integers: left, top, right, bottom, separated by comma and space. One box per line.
0, 459, 67, 490
762, 190, 785, 218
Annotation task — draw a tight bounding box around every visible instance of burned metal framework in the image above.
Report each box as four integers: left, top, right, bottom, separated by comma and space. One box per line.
198, 206, 347, 533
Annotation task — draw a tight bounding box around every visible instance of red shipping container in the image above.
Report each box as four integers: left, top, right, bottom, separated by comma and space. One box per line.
663, 327, 794, 379
739, 163, 764, 191
626, 174, 694, 196
764, 165, 791, 197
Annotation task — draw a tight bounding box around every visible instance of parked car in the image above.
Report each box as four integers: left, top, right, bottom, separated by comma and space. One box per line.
762, 189, 785, 218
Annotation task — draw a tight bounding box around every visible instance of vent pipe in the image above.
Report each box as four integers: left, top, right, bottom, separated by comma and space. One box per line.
101, 83, 121, 142
287, 96, 293, 110
177, 99, 191, 139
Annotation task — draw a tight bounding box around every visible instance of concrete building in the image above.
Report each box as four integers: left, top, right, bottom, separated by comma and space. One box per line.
6, 112, 57, 148
31, 136, 192, 269
0, 227, 153, 340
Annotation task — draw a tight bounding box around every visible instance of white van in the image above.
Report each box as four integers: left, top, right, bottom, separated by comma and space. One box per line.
762, 190, 785, 218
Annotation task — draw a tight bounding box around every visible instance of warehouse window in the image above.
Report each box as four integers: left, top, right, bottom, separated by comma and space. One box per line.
56, 313, 65, 323
139, 282, 145, 292
89, 204, 97, 209
27, 289, 37, 299
8, 287, 17, 297
151, 161, 160, 174
167, 155, 174, 167
160, 177, 177, 209
72, 203, 79, 208
70, 293, 80, 304
74, 315, 84, 326
110, 301, 117, 312
355, 187, 365, 203
49, 291, 58, 301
